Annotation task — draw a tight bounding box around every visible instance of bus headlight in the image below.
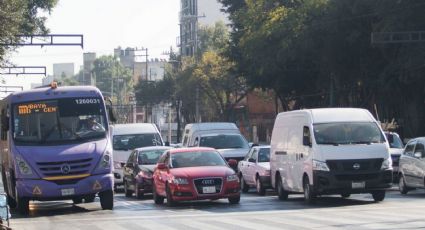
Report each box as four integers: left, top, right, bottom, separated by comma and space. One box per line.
16, 156, 33, 175
97, 151, 112, 170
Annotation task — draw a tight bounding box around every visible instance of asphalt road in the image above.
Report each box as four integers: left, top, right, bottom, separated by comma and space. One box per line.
7, 187, 425, 230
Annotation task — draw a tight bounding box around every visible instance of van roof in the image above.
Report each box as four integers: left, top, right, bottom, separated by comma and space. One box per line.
112, 123, 159, 135
309, 108, 374, 123
185, 122, 238, 131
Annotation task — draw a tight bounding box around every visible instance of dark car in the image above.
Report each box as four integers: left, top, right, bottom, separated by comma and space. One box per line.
385, 132, 404, 181
123, 146, 172, 199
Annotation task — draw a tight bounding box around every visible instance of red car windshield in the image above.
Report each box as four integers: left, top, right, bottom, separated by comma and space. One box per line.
171, 151, 227, 168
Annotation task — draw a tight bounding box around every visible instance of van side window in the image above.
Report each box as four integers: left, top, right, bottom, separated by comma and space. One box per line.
251, 149, 258, 161
303, 126, 311, 146
244, 148, 254, 161
127, 151, 136, 164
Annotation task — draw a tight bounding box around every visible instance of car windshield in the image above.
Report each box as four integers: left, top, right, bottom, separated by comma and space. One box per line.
386, 133, 404, 149
199, 134, 248, 149
258, 148, 270, 162
313, 122, 385, 145
171, 151, 227, 168
113, 133, 162, 150
13, 98, 107, 145
137, 149, 165, 165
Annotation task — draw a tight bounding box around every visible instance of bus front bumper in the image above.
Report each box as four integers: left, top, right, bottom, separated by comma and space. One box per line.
16, 173, 113, 200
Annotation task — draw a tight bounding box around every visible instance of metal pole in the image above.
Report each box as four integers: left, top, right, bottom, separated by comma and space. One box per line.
195, 86, 199, 122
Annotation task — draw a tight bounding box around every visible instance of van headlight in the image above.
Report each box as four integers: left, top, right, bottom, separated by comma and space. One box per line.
381, 158, 392, 170
313, 160, 330, 171
16, 156, 33, 175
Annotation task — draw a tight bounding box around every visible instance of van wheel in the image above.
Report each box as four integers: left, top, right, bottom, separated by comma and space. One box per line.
99, 190, 114, 210
256, 176, 266, 196
372, 190, 385, 202
399, 175, 409, 195
276, 176, 288, 200
240, 175, 249, 193
124, 181, 132, 197
303, 177, 316, 204
153, 185, 164, 204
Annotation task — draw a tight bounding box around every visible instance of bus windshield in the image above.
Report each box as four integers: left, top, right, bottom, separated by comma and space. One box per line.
13, 97, 107, 145
313, 122, 385, 145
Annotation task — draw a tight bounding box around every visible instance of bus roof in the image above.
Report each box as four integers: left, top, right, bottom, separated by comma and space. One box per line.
5, 85, 103, 103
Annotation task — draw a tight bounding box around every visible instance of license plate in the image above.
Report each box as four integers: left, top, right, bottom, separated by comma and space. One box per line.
61, 188, 75, 196
202, 186, 216, 194
351, 181, 365, 189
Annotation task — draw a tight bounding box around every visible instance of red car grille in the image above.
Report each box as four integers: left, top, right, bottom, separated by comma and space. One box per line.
193, 178, 223, 194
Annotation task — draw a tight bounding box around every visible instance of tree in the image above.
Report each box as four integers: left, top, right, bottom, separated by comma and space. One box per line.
92, 56, 133, 104
0, 0, 58, 64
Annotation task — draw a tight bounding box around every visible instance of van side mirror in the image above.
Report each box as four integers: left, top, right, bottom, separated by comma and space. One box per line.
107, 106, 117, 123
248, 158, 256, 163
249, 143, 259, 148
303, 135, 312, 147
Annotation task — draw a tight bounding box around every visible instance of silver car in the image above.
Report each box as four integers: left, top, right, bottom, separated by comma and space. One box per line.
399, 137, 425, 194
238, 145, 271, 195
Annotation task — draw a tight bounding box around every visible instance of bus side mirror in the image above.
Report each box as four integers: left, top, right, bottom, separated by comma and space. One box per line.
1, 115, 8, 131
107, 106, 117, 123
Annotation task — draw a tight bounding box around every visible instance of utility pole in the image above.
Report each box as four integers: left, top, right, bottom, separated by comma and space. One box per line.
195, 86, 200, 122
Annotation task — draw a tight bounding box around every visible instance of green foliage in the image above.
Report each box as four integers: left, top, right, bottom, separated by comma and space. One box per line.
0, 0, 58, 64
92, 56, 133, 104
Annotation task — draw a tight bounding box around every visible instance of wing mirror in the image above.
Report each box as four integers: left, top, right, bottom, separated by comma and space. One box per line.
414, 152, 423, 158
228, 159, 238, 168
248, 158, 256, 163
157, 163, 167, 170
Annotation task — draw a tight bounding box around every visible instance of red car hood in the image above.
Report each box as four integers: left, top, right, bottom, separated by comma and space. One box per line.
170, 166, 235, 179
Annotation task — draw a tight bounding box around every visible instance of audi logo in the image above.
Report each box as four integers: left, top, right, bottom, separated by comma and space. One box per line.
61, 164, 71, 174
353, 163, 361, 170
202, 179, 215, 185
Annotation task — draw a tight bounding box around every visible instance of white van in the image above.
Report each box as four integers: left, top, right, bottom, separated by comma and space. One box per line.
270, 108, 393, 203
111, 123, 164, 187
181, 122, 249, 161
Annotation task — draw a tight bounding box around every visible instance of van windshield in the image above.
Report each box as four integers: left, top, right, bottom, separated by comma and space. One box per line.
113, 133, 163, 150
13, 98, 107, 145
313, 122, 385, 145
199, 134, 248, 149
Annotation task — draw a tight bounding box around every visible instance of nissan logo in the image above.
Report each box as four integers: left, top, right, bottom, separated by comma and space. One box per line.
61, 164, 71, 174
202, 179, 214, 185
353, 163, 361, 170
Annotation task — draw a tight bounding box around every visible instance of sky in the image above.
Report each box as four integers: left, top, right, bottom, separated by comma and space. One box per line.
4, 0, 180, 90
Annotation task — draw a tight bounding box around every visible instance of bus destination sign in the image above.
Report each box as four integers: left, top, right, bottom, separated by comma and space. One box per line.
18, 103, 57, 115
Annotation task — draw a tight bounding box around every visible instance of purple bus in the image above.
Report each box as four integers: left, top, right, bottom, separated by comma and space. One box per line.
0, 84, 114, 214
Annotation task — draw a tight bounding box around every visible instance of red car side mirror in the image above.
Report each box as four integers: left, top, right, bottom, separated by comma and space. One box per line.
157, 163, 167, 170
228, 159, 238, 168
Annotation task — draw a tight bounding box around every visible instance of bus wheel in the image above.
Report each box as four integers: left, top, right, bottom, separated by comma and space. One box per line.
99, 190, 114, 210
15, 188, 29, 215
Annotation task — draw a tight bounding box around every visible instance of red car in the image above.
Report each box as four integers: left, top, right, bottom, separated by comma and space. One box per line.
152, 147, 241, 206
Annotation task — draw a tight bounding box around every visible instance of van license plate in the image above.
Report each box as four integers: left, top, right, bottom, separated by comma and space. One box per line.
61, 188, 75, 196
202, 186, 216, 194
351, 182, 365, 189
